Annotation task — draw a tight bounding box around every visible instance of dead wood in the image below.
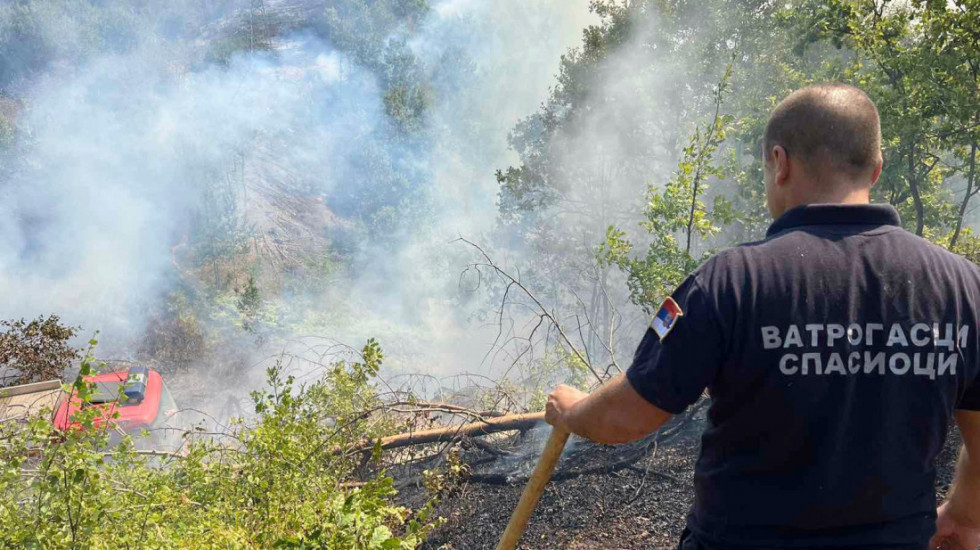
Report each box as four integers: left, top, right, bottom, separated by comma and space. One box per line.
466, 397, 709, 486
386, 401, 506, 420
359, 411, 544, 453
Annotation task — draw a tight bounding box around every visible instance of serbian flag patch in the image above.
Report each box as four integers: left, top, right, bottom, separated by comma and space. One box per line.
651, 296, 683, 341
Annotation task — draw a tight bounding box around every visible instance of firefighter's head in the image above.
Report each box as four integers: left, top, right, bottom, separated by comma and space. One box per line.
762, 83, 883, 219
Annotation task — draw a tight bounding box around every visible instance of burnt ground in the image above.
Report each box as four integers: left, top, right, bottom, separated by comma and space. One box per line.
396, 401, 963, 550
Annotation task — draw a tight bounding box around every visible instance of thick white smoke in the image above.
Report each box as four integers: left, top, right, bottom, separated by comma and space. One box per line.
0, 34, 377, 346
0, 1, 599, 396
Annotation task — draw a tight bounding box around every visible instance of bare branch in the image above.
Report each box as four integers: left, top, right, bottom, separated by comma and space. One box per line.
454, 237, 604, 384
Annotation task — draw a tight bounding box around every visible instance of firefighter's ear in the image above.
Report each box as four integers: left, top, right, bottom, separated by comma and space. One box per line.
870, 154, 883, 188
771, 145, 791, 187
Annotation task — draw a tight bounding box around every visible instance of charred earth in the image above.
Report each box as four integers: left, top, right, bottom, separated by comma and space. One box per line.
397, 401, 962, 550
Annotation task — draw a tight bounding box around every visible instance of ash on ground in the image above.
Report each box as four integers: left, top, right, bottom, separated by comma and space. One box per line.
396, 401, 962, 550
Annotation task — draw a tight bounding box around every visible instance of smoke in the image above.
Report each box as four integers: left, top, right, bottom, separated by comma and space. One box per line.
469, 4, 759, 380
349, 1, 602, 378
0, 0, 599, 399
0, 30, 376, 344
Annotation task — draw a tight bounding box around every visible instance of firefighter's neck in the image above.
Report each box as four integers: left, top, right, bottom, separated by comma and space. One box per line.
775, 162, 875, 217
768, 151, 881, 218
785, 180, 872, 211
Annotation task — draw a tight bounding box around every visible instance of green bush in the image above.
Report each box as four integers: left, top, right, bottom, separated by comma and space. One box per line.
0, 315, 79, 387
0, 340, 440, 549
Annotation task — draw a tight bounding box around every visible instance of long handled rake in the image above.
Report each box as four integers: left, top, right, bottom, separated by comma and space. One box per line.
494, 427, 570, 550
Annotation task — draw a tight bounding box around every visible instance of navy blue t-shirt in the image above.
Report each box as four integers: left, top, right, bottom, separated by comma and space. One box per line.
626, 204, 980, 548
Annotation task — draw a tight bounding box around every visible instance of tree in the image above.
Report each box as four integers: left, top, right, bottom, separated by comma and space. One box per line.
192, 167, 252, 290
916, 1, 980, 248
0, 315, 79, 387
851, 1, 951, 236
491, 0, 980, 391
237, 275, 262, 333
493, 0, 786, 361
600, 66, 738, 311
786, 0, 974, 238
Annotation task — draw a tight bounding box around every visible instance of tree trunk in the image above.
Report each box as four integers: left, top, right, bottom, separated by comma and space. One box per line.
907, 143, 925, 236
686, 174, 699, 254
950, 141, 978, 250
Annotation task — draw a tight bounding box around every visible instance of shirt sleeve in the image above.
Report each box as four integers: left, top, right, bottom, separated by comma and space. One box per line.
626, 275, 726, 415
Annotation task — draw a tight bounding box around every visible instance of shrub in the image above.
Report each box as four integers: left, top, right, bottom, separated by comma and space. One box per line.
0, 315, 79, 387
0, 339, 441, 549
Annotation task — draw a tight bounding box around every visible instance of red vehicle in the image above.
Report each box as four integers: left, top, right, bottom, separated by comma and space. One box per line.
1, 366, 180, 449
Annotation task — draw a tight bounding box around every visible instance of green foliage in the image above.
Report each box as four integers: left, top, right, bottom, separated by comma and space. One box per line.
192, 170, 253, 291
0, 2, 56, 86
313, 0, 429, 74
512, 346, 595, 413
549, 344, 594, 392
236, 276, 262, 334
0, 315, 79, 387
0, 0, 200, 87
500, 0, 980, 314
777, 0, 978, 238
139, 291, 209, 372
205, 3, 278, 66
383, 82, 432, 132
949, 228, 980, 266
313, 0, 432, 133
599, 68, 738, 311
0, 340, 440, 549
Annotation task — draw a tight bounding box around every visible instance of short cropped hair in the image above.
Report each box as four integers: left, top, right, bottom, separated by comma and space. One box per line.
763, 84, 881, 177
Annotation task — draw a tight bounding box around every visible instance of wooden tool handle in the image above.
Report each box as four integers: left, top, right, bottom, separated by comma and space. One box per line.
494, 427, 570, 550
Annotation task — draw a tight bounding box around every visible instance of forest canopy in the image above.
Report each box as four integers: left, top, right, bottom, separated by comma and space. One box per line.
497, 0, 980, 315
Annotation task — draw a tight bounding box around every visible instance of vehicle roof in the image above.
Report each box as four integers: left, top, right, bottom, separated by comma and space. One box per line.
53, 369, 163, 431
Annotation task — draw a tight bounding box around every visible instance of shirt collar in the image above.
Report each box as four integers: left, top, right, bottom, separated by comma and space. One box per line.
766, 203, 902, 237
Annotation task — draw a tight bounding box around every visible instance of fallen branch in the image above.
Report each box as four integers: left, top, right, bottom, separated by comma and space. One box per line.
385, 401, 506, 421
358, 412, 544, 453
465, 397, 709, 486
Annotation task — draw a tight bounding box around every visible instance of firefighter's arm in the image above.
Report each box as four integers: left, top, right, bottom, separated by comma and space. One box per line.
947, 411, 980, 525
931, 411, 980, 550
545, 373, 672, 445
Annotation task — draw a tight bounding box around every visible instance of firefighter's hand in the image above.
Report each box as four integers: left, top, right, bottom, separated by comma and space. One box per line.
545, 384, 588, 433
929, 502, 980, 550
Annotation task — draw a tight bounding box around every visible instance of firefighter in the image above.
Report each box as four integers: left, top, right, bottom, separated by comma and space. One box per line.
545, 84, 980, 550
